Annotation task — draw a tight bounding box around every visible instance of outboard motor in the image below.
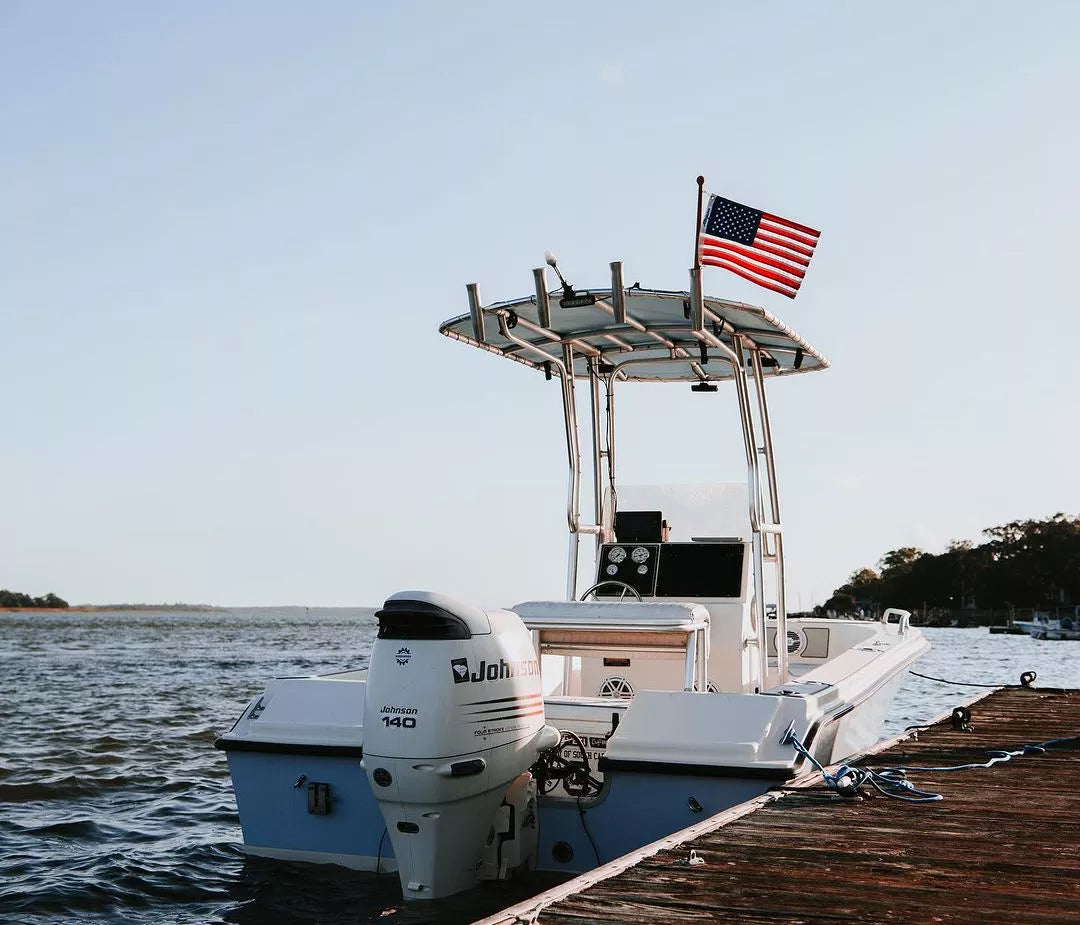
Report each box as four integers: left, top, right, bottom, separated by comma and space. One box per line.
363, 591, 559, 900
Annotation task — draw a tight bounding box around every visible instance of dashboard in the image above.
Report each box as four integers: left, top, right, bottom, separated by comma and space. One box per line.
594, 542, 745, 599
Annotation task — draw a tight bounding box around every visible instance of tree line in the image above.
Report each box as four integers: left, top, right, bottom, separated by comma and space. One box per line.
822, 513, 1080, 615
0, 589, 69, 608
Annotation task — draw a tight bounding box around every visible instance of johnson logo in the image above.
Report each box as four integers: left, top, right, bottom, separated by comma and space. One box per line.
450, 657, 539, 684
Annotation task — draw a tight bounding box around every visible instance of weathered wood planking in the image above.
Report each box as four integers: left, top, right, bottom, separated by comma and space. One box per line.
486, 687, 1080, 924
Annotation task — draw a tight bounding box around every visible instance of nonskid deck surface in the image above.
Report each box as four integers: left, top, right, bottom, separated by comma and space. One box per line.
482, 686, 1080, 925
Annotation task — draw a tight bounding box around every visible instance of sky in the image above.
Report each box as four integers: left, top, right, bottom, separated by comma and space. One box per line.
2, 2, 1078, 609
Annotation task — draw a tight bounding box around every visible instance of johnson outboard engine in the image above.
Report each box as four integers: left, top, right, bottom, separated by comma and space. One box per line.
363, 591, 559, 900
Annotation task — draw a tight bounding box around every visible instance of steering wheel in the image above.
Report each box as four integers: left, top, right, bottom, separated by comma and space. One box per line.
578, 580, 643, 602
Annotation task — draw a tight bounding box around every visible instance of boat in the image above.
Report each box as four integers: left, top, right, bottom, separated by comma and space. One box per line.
215, 256, 930, 902
1013, 608, 1080, 640
988, 622, 1029, 635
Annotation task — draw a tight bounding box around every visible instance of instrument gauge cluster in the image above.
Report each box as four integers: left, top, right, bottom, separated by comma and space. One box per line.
597, 541, 747, 599
596, 544, 659, 597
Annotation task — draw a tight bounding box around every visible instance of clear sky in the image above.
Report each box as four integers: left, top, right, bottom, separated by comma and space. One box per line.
2, 2, 1078, 608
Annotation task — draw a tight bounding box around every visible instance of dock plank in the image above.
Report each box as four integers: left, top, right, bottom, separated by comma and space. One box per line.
485, 688, 1080, 924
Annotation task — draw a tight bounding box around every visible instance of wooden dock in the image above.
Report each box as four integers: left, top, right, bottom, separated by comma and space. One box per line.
480, 687, 1080, 924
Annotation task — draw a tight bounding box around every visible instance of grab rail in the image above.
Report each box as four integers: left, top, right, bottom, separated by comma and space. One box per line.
880, 608, 911, 634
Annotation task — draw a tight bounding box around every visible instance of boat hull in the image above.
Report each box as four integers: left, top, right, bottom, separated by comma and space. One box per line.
1013, 620, 1080, 641
220, 669, 909, 877
532, 670, 910, 873
217, 615, 926, 884
534, 770, 776, 873
223, 749, 395, 872
827, 667, 909, 763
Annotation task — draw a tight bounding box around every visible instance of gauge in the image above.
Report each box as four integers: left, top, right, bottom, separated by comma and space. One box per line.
637, 564, 648, 575
607, 546, 626, 564
631, 546, 650, 564
605, 564, 618, 576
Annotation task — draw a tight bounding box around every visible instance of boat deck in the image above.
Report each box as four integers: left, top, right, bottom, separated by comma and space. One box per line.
480, 686, 1080, 924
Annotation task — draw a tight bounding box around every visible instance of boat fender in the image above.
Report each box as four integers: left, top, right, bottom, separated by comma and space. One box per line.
1020, 671, 1037, 688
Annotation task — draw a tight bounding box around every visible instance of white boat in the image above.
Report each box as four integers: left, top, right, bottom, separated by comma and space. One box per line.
216, 257, 929, 901
1013, 608, 1080, 640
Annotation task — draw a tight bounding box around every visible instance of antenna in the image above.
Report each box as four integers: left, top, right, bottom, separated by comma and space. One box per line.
544, 251, 597, 309
544, 251, 574, 300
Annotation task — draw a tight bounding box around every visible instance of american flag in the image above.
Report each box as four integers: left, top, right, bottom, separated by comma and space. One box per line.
698, 194, 820, 299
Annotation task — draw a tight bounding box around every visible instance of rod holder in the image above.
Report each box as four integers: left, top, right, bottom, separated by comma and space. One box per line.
610, 261, 626, 324
467, 283, 485, 343
533, 268, 551, 330
689, 266, 704, 334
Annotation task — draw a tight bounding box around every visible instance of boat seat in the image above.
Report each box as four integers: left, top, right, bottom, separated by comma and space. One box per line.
512, 600, 710, 695
513, 600, 709, 630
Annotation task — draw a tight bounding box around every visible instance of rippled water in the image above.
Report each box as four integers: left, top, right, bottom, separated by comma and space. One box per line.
2, 609, 1078, 924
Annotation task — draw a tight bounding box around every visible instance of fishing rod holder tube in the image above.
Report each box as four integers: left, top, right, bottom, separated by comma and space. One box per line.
610, 261, 627, 324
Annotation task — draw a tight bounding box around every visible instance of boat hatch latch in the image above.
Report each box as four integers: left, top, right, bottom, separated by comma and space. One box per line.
307, 782, 332, 815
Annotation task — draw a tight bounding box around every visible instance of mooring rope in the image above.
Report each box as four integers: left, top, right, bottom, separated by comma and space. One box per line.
908, 670, 1000, 688
783, 727, 943, 801
879, 736, 1080, 775
908, 669, 1038, 689
783, 724, 1079, 803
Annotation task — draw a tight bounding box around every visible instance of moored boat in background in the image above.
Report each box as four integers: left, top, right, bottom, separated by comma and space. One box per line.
1014, 608, 1080, 640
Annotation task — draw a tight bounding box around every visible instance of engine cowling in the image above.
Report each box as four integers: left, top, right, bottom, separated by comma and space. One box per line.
362, 590, 558, 900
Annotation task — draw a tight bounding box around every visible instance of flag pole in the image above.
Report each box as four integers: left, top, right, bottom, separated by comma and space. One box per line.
693, 175, 706, 270
690, 175, 705, 334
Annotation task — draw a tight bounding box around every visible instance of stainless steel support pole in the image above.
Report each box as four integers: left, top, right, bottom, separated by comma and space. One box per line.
604, 376, 617, 533
492, 311, 586, 601
731, 337, 769, 690
588, 358, 606, 551
750, 350, 788, 683
563, 344, 581, 600
685, 631, 697, 692
699, 627, 708, 692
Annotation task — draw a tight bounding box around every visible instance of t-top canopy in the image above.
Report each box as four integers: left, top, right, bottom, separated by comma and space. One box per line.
439, 283, 828, 383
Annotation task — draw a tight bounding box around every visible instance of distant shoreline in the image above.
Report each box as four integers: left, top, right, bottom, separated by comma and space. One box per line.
1, 604, 228, 613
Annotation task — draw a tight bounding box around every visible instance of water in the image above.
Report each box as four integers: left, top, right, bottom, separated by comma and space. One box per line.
2, 611, 1078, 924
